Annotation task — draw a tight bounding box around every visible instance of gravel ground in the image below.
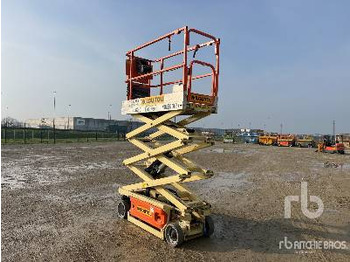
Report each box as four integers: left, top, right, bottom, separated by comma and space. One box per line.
1, 142, 350, 261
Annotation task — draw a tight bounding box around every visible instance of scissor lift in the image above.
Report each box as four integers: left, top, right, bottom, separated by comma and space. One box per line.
117, 26, 220, 247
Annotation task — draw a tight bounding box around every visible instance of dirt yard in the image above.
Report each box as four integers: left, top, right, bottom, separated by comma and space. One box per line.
1, 142, 350, 261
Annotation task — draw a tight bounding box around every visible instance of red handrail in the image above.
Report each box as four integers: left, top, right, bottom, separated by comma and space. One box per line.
187, 60, 217, 101
125, 26, 220, 101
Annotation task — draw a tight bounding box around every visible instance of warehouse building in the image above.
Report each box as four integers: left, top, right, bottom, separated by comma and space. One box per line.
25, 117, 142, 132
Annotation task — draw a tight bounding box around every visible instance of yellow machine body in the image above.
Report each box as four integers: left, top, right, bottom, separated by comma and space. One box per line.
117, 26, 220, 247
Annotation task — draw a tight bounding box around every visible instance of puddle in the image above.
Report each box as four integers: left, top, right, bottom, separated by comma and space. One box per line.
205, 148, 242, 154
1, 159, 124, 190
323, 209, 340, 214
278, 172, 318, 182
334, 163, 350, 171
210, 148, 225, 153
203, 172, 251, 189
189, 172, 252, 200
313, 162, 350, 171
1, 172, 28, 189
1, 164, 69, 190
204, 147, 257, 156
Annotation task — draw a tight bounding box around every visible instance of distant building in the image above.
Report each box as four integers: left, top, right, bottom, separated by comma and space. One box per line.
224, 128, 264, 135
26, 117, 73, 129
192, 127, 225, 136
192, 127, 265, 137
25, 117, 142, 132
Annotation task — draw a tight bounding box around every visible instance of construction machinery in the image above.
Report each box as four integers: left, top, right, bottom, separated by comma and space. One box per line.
336, 134, 350, 149
258, 134, 278, 146
277, 134, 296, 147
295, 135, 315, 148
236, 129, 259, 144
223, 130, 234, 143
317, 121, 345, 154
117, 27, 220, 247
317, 135, 345, 154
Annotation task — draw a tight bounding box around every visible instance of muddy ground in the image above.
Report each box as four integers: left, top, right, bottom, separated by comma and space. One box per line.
1, 142, 350, 261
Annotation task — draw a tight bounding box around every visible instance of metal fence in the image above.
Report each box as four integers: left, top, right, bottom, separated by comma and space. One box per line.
1, 127, 126, 144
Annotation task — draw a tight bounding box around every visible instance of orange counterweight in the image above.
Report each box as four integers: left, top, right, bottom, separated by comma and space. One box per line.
129, 197, 168, 229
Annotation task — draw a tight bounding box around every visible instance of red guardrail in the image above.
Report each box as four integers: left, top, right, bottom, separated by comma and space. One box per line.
125, 26, 220, 105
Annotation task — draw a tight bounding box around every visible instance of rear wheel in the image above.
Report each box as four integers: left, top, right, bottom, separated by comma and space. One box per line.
117, 197, 130, 219
203, 216, 215, 237
164, 223, 184, 247
338, 150, 345, 154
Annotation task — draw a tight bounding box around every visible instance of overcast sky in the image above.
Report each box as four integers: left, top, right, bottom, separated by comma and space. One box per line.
2, 0, 350, 134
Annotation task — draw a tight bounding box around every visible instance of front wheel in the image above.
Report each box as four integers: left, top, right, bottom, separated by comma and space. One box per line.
117, 198, 130, 219
164, 223, 184, 247
203, 216, 215, 237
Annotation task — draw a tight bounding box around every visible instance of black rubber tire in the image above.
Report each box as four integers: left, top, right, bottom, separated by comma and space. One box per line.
338, 150, 345, 154
164, 223, 184, 247
203, 216, 215, 237
117, 198, 130, 219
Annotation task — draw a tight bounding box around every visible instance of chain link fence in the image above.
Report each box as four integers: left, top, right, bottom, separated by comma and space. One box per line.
1, 127, 126, 144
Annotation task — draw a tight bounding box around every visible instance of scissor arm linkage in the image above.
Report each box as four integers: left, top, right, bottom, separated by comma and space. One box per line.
119, 110, 214, 215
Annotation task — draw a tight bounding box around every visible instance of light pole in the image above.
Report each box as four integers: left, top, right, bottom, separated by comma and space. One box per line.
6, 106, 9, 127
333, 120, 336, 144
109, 104, 112, 120
280, 123, 283, 135
67, 104, 71, 129
4, 106, 9, 142
107, 104, 112, 132
53, 91, 56, 143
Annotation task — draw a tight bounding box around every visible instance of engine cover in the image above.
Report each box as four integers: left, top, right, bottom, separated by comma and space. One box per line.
129, 197, 168, 229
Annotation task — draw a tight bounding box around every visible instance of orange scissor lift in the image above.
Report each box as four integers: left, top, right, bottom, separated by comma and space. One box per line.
117, 26, 220, 247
